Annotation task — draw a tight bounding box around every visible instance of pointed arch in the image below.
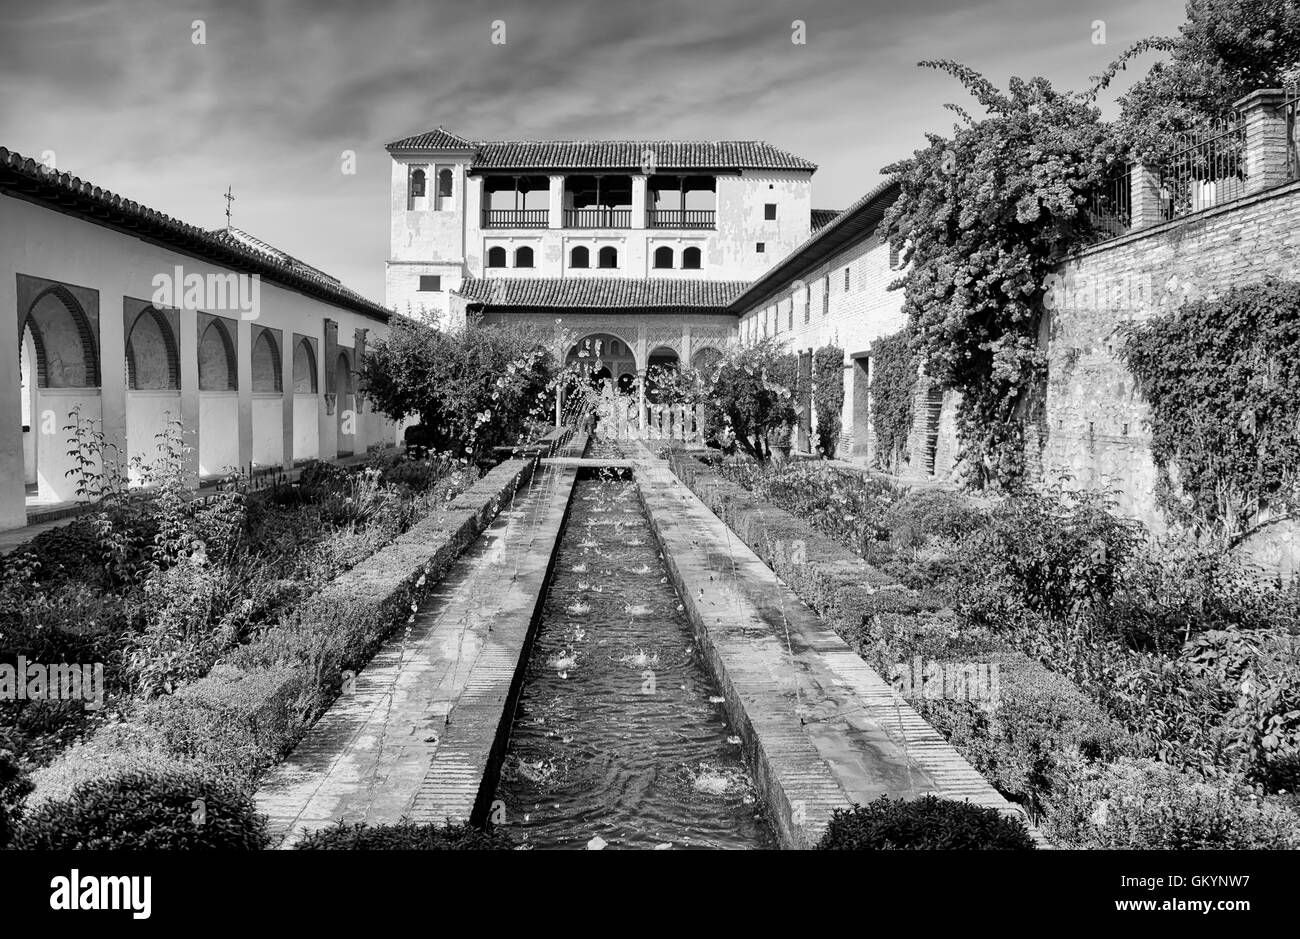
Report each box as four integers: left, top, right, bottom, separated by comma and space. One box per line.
293, 336, 318, 393
198, 316, 237, 391
126, 306, 180, 390
19, 284, 100, 388
251, 327, 282, 393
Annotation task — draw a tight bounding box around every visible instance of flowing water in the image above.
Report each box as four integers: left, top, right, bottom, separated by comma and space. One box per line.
494, 439, 775, 849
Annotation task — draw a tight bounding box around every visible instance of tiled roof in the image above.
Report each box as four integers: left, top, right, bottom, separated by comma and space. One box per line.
211, 227, 341, 285
387, 131, 816, 172
385, 126, 477, 151
811, 208, 842, 232
0, 147, 391, 321
458, 277, 750, 310
470, 140, 815, 172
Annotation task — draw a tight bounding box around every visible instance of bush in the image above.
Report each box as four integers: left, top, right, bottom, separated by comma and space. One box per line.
817, 794, 1036, 849
294, 819, 513, 850
918, 652, 1131, 812
0, 748, 33, 847
12, 766, 269, 849
1045, 757, 1300, 849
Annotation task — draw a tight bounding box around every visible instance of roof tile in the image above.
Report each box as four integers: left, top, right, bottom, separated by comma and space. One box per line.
458, 277, 749, 310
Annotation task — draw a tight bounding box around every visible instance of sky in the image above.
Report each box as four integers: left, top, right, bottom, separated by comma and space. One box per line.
0, 0, 1191, 303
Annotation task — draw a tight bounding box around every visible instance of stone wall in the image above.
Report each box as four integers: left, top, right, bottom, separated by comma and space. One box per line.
1040, 179, 1300, 534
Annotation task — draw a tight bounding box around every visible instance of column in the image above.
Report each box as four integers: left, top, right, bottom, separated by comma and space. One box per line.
280, 324, 294, 469
178, 305, 201, 488
549, 175, 565, 229
0, 272, 24, 529
631, 174, 647, 229
353, 327, 369, 449
237, 318, 253, 474
320, 318, 338, 459
1235, 89, 1290, 194
637, 368, 647, 436
99, 297, 128, 480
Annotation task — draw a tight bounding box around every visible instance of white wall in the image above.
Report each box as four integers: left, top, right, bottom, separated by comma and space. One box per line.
0, 192, 397, 529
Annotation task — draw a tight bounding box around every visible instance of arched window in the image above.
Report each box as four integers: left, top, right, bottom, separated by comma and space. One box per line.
570, 246, 590, 268
437, 168, 453, 198
293, 338, 318, 393
487, 246, 507, 268
682, 246, 701, 270
598, 246, 618, 269
198, 319, 237, 391
126, 307, 179, 390
410, 168, 426, 198
515, 246, 535, 268
251, 329, 282, 393
653, 246, 674, 269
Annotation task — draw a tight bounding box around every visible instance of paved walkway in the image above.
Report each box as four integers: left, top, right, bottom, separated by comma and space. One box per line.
256, 436, 585, 846
627, 440, 1041, 847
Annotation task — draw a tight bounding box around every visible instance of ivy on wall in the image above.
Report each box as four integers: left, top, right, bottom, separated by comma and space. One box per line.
882, 62, 1121, 488
812, 345, 845, 456
1121, 279, 1300, 538
870, 329, 919, 473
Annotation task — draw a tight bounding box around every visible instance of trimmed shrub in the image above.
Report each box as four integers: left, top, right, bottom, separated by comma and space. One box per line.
143, 665, 309, 781
294, 819, 513, 850
917, 652, 1131, 811
1045, 757, 1300, 849
13, 766, 269, 849
817, 795, 1036, 849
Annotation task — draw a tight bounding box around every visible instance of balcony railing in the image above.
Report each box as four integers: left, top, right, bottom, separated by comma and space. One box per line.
482, 209, 549, 228
564, 207, 631, 228
647, 208, 716, 229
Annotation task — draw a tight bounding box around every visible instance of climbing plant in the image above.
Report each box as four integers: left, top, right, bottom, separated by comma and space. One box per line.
870, 329, 919, 473
882, 61, 1124, 488
812, 345, 845, 457
1121, 279, 1300, 539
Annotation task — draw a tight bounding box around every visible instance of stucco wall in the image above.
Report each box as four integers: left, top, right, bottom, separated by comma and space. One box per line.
736, 231, 909, 461
0, 191, 398, 529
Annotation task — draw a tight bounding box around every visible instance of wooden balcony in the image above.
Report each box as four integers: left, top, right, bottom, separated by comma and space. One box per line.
482, 209, 549, 228
646, 208, 716, 229
564, 208, 632, 229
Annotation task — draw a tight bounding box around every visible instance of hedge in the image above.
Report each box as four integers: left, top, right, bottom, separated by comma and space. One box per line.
668, 452, 1129, 821
26, 456, 543, 799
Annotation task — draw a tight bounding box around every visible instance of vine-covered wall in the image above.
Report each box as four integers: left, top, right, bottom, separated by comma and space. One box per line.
1042, 180, 1300, 547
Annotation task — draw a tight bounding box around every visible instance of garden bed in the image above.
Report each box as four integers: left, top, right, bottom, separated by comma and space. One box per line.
666, 451, 1300, 848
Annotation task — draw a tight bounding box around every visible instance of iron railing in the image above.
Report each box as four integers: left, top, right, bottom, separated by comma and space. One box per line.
1156, 116, 1248, 220
1084, 161, 1133, 241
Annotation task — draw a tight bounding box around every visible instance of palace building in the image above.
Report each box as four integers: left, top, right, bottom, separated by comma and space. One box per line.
386, 126, 908, 452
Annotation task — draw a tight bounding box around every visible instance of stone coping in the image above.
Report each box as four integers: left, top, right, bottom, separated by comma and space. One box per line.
630, 441, 1046, 847
254, 432, 587, 845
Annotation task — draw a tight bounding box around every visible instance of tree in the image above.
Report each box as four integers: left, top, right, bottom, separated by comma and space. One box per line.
1095, 0, 1300, 162
705, 339, 797, 462
358, 316, 555, 462
882, 62, 1123, 488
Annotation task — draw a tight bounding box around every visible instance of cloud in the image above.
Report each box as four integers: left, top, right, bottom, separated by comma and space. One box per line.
0, 0, 1189, 302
